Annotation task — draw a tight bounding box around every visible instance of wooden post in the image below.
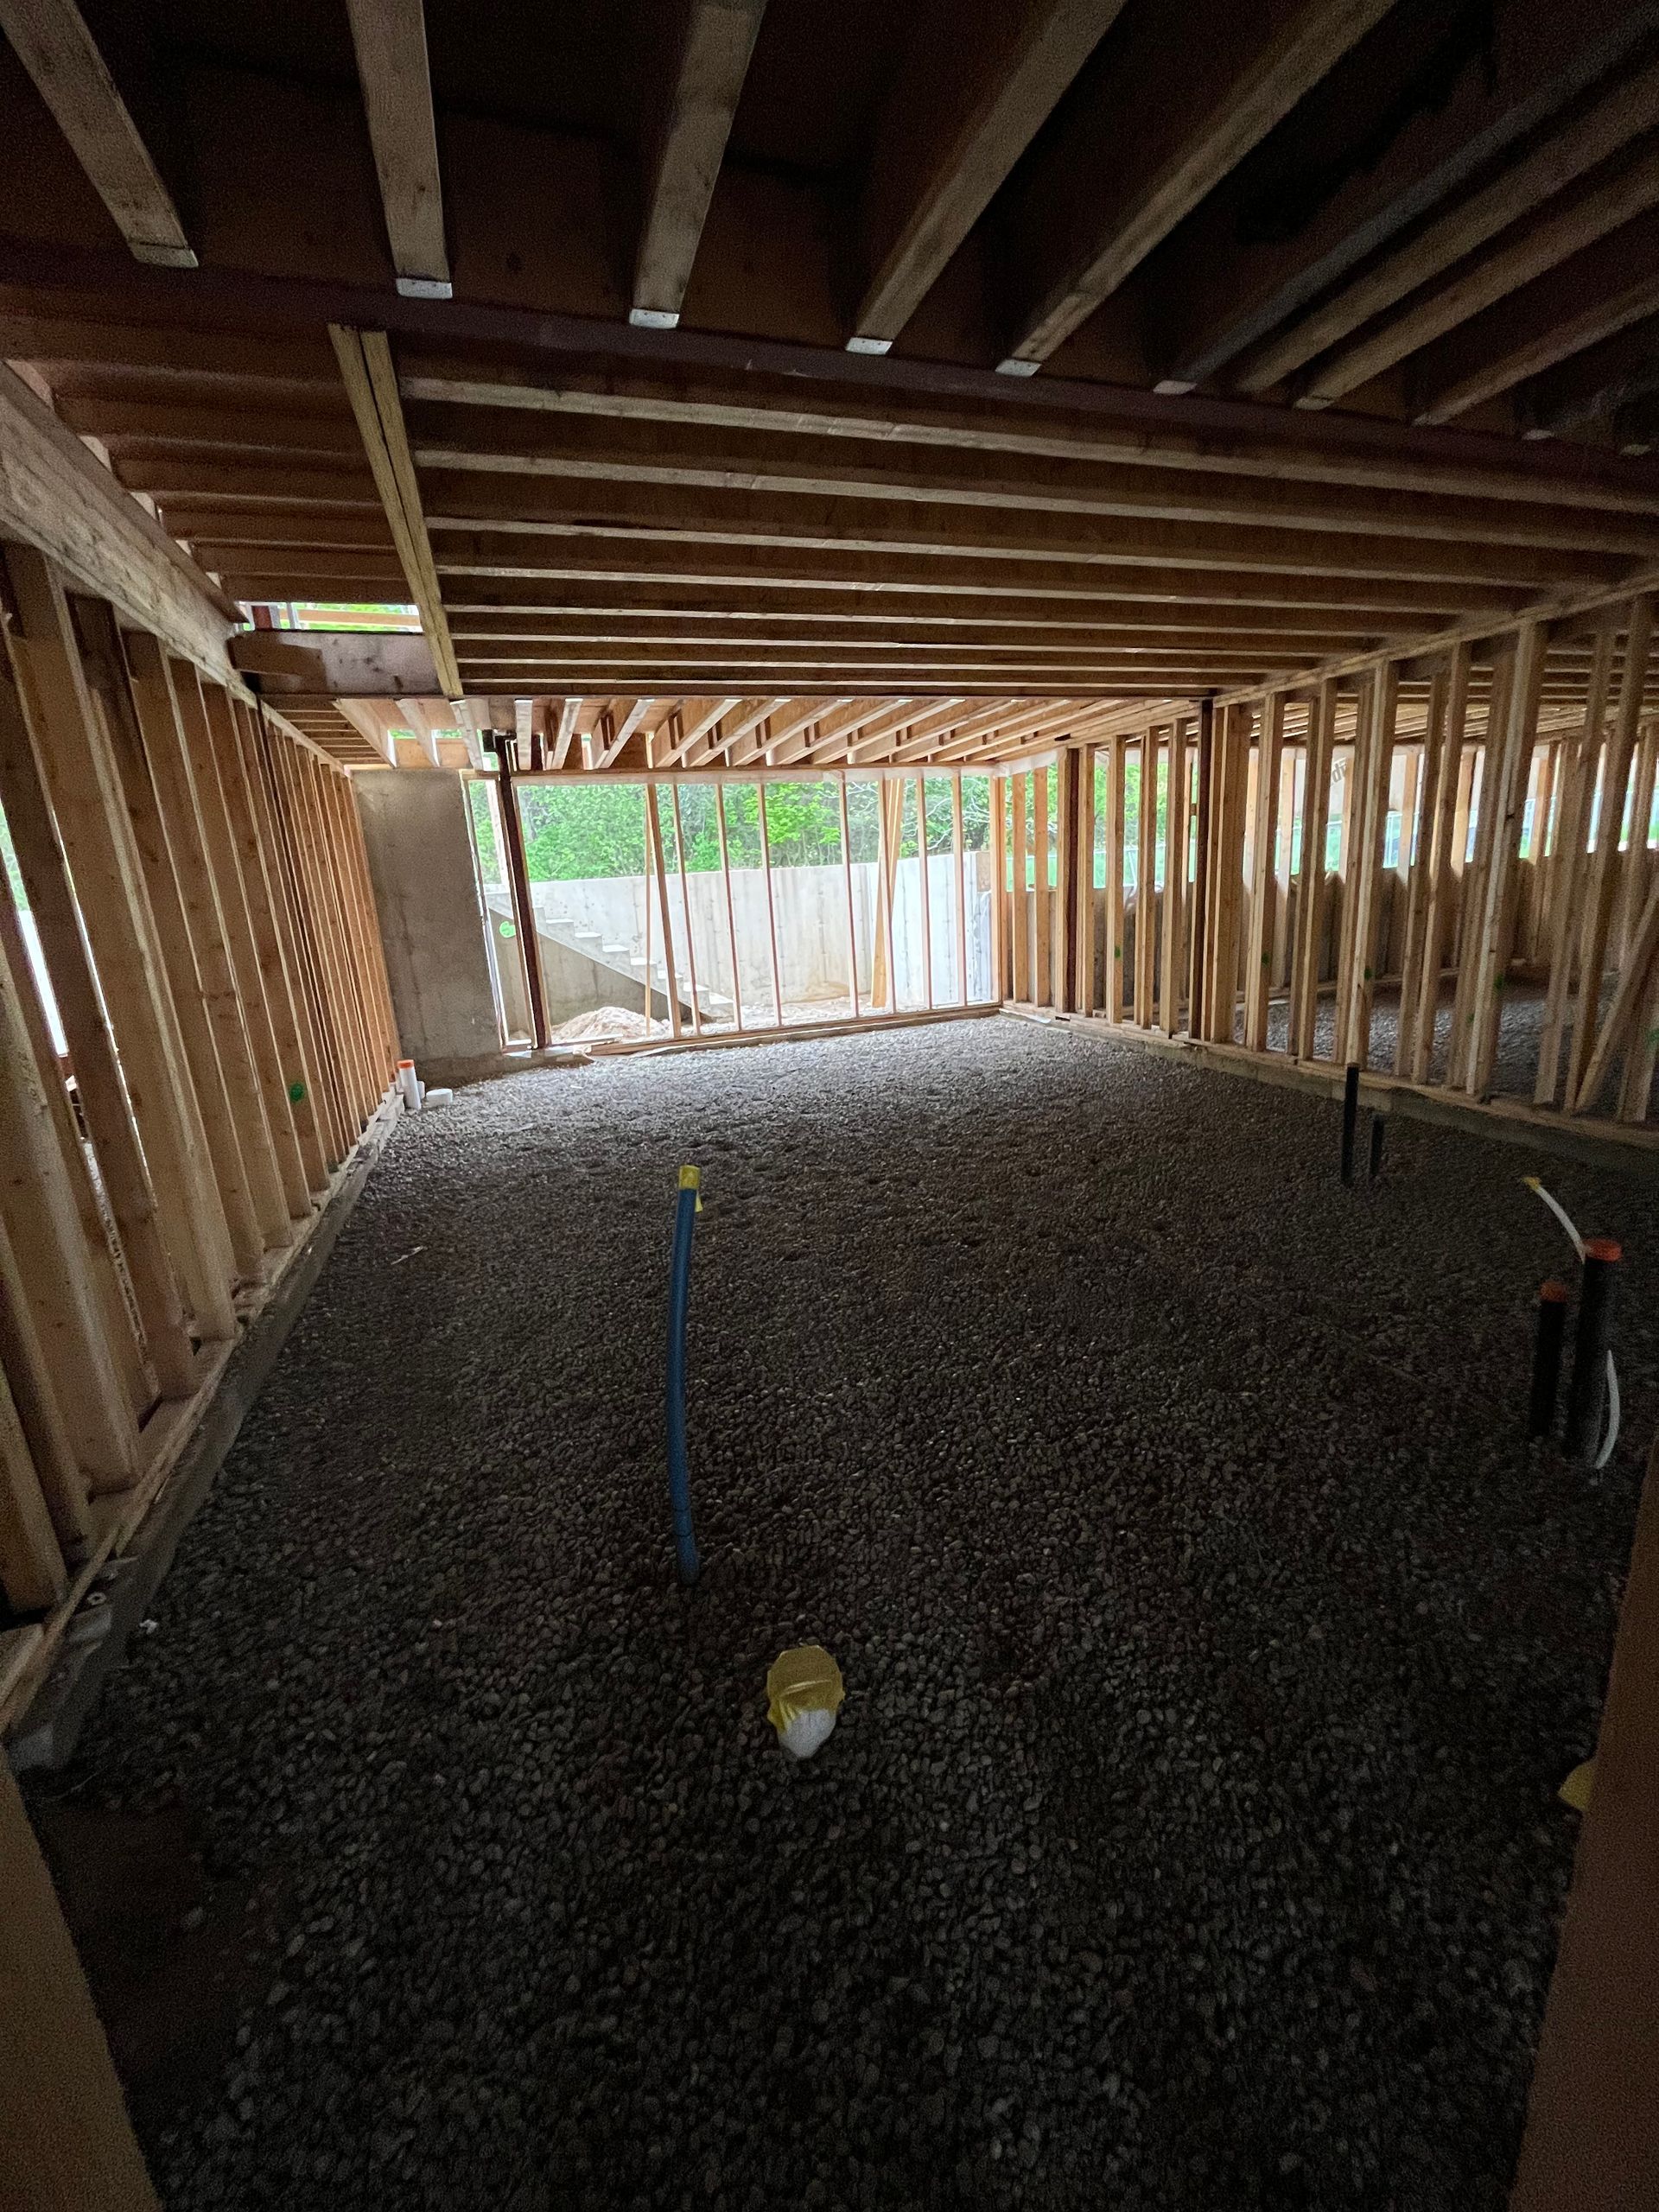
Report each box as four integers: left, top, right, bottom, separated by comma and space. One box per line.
1446, 663, 1507, 1091
0, 1351, 67, 1611
0, 1753, 162, 2211
1467, 618, 1547, 1096
1573, 877, 1659, 1113
645, 783, 684, 1039
201, 689, 329, 1198
641, 783, 654, 1026
1568, 597, 1655, 1109
715, 781, 744, 1028
126, 638, 289, 1242
1135, 734, 1158, 1027
1282, 729, 1309, 990
3, 548, 234, 1356
1206, 706, 1249, 1045
0, 1209, 90, 1550
914, 772, 935, 1012
668, 785, 703, 1033
1186, 702, 1213, 1035
950, 770, 969, 1008
1395, 660, 1449, 1078
0, 654, 163, 1398
170, 664, 309, 1222
988, 772, 1008, 1002
1031, 762, 1052, 1007
1535, 632, 1615, 1105
1008, 772, 1029, 1005
1614, 718, 1659, 969
84, 617, 264, 1281
0, 897, 141, 1489
1243, 696, 1286, 1052
1104, 741, 1127, 1022
1052, 749, 1079, 1014
1290, 680, 1337, 1062
837, 774, 860, 1020
249, 708, 351, 1166
754, 779, 785, 1027
1412, 642, 1476, 1084
1071, 747, 1096, 1015
1344, 667, 1402, 1070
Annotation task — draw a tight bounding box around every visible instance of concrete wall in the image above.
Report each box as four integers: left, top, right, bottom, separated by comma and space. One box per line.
356, 771, 501, 1064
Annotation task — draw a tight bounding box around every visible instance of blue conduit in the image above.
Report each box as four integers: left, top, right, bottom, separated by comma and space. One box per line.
666, 1165, 702, 1585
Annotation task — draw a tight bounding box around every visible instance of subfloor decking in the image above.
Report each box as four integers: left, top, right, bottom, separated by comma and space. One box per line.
26, 1021, 1659, 2211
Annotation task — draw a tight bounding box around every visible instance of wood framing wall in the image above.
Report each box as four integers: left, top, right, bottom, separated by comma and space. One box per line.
999, 590, 1659, 1140
0, 537, 397, 1715
481, 746, 1001, 1054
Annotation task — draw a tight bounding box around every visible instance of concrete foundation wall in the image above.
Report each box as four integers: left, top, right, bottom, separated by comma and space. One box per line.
356, 772, 501, 1063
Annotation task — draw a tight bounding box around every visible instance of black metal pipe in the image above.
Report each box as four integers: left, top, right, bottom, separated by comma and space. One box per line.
1368, 1111, 1386, 1179
1529, 1280, 1568, 1440
1340, 1063, 1360, 1185
484, 729, 550, 1052
1564, 1238, 1621, 1460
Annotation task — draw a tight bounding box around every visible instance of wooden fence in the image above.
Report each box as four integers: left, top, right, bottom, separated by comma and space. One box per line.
995, 590, 1659, 1136
0, 539, 397, 1711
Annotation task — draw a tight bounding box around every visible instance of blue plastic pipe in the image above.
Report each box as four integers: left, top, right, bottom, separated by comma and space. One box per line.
666, 1166, 701, 1585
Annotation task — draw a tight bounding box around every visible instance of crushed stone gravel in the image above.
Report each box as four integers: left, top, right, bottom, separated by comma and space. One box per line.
33, 1017, 1659, 2211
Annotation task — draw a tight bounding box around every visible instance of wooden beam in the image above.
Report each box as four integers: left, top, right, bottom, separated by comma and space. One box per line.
1410, 209, 1659, 426
1523, 313, 1659, 437
995, 0, 1392, 370
409, 402, 1659, 558
344, 0, 450, 298
594, 696, 653, 769
849, 0, 1125, 348
1234, 58, 1659, 398
632, 0, 767, 329
423, 478, 1628, 594
0, 0, 194, 268
1298, 140, 1659, 410
0, 367, 235, 673
1148, 0, 1659, 388
433, 527, 1510, 619
327, 326, 462, 695
653, 695, 737, 766
402, 346, 1659, 515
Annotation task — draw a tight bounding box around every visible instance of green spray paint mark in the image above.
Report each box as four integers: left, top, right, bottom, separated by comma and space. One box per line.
288, 1079, 307, 1104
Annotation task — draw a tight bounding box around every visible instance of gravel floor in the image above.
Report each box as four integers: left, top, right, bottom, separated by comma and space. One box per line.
30, 1017, 1659, 2212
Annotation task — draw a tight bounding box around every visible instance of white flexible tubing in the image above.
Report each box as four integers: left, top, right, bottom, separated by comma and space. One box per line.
1597, 1353, 1621, 1471
1523, 1175, 1584, 1261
